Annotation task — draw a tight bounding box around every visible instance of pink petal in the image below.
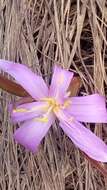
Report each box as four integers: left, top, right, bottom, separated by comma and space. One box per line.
14, 113, 55, 152
49, 65, 73, 100
12, 101, 48, 123
0, 59, 48, 99
66, 94, 107, 123
60, 120, 107, 162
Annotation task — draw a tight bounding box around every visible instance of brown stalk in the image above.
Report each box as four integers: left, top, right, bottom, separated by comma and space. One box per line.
0, 75, 29, 97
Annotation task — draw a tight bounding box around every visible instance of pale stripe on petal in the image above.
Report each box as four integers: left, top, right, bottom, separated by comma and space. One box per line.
49, 65, 73, 101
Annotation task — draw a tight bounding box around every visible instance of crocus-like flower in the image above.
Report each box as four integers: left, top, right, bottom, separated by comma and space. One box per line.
0, 59, 107, 162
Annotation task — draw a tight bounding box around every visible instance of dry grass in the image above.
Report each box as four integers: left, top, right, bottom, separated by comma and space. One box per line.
0, 0, 107, 189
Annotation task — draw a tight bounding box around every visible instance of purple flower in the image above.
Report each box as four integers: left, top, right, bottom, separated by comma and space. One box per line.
0, 59, 107, 162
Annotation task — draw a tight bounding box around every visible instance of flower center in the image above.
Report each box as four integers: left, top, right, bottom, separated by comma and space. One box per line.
13, 97, 71, 123
33, 98, 59, 123
42, 97, 70, 114
46, 98, 60, 113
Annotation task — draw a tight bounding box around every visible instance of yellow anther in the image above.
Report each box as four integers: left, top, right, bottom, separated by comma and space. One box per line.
62, 100, 71, 109
41, 97, 71, 113
53, 105, 60, 113
42, 98, 56, 105
42, 97, 60, 111
13, 108, 27, 113
34, 117, 48, 123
